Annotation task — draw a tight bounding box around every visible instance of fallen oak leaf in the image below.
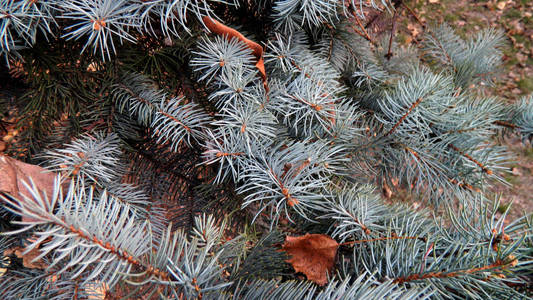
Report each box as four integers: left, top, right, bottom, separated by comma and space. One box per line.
0, 154, 59, 222
281, 233, 339, 286
201, 17, 262, 58
202, 16, 269, 93
4, 245, 47, 269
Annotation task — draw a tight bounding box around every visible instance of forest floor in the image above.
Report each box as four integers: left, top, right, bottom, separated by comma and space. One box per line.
400, 0, 533, 221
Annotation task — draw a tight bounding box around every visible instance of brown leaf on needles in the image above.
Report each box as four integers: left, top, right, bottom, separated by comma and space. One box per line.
0, 154, 57, 222
202, 16, 269, 93
382, 182, 393, 199
4, 245, 47, 269
282, 233, 339, 285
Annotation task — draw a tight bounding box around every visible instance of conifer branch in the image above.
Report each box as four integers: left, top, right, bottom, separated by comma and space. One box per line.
202, 17, 269, 92
344, 210, 371, 235
287, 94, 323, 111
268, 165, 299, 207
448, 144, 493, 175
400, 144, 482, 193
117, 84, 157, 109
158, 111, 192, 133
393, 257, 518, 284
448, 178, 481, 193
63, 219, 169, 280
341, 235, 424, 246
494, 120, 518, 129
385, 97, 423, 136
350, 19, 376, 46
0, 2, 530, 298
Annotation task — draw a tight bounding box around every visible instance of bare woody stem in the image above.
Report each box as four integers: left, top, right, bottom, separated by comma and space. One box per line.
276, 56, 336, 125
287, 94, 323, 111
215, 151, 244, 157
118, 84, 156, 109
400, 4, 456, 71
277, 55, 329, 88
344, 210, 371, 235
448, 178, 481, 193
385, 9, 398, 60
402, 2, 424, 27
346, 3, 376, 45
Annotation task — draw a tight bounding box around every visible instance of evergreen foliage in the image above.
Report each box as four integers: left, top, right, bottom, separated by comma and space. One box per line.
0, 0, 532, 299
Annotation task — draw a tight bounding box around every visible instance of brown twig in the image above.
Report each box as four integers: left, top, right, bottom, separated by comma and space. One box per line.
346, 5, 377, 45
385, 9, 398, 60
159, 111, 191, 132
448, 178, 481, 193
420, 243, 434, 273
287, 94, 323, 111
354, 14, 376, 45
215, 151, 244, 157
402, 2, 424, 28
400, 144, 482, 193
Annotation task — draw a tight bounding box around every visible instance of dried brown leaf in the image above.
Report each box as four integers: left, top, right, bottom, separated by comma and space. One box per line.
0, 154, 58, 222
496, 1, 506, 10
4, 246, 47, 269
282, 233, 339, 286
202, 17, 269, 93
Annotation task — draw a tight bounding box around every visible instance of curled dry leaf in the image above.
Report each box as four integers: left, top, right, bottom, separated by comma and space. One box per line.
382, 182, 393, 198
0, 154, 57, 222
282, 233, 339, 286
202, 16, 269, 93
4, 245, 47, 269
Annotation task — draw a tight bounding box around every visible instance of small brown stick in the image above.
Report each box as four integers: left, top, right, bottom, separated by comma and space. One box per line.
353, 14, 376, 45
402, 2, 424, 28
385, 9, 398, 60
400, 144, 482, 193
420, 243, 434, 273
215, 151, 244, 157
268, 165, 299, 207
287, 94, 323, 111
